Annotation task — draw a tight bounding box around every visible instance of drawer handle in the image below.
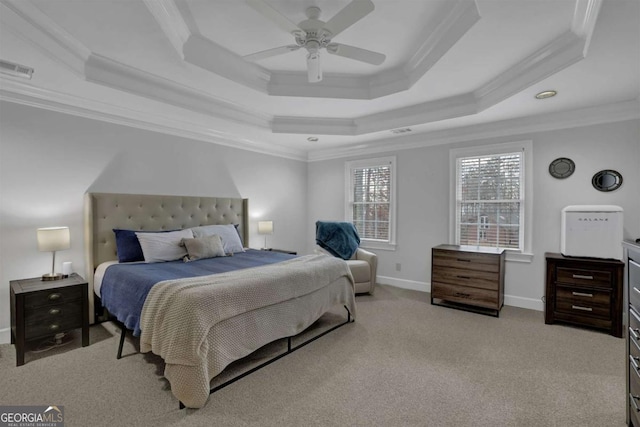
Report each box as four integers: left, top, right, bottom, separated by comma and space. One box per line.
454, 292, 471, 298
571, 305, 592, 312
456, 258, 471, 262
572, 274, 593, 280
48, 324, 60, 331
571, 291, 593, 297
48, 293, 62, 301
48, 308, 61, 315
631, 394, 640, 413
457, 275, 471, 280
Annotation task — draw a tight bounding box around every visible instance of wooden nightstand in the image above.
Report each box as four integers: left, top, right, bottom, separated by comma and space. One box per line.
10, 273, 89, 366
545, 252, 624, 337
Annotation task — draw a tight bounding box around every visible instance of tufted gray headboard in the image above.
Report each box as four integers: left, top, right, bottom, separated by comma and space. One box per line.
83, 192, 248, 322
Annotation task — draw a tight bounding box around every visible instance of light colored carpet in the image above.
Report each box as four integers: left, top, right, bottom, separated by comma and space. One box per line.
0, 285, 626, 426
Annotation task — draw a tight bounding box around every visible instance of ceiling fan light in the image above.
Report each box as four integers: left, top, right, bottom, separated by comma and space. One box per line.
307, 52, 322, 83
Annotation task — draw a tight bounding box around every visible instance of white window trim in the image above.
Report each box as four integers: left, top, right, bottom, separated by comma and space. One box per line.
449, 141, 533, 263
345, 156, 397, 251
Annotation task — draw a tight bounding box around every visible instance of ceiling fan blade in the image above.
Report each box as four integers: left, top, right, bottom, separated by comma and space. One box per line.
326, 43, 385, 65
246, 0, 304, 36
243, 45, 300, 62
323, 0, 375, 38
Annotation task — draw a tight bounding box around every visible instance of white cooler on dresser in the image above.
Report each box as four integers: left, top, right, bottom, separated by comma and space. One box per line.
561, 205, 623, 260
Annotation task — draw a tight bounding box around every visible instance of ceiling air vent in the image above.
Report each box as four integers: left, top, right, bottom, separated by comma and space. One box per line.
0, 59, 34, 79
390, 127, 412, 135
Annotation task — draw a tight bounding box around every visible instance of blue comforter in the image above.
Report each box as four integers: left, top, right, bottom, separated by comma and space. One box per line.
100, 249, 295, 336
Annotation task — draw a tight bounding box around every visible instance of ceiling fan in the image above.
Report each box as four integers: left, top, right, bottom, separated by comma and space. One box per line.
244, 0, 386, 83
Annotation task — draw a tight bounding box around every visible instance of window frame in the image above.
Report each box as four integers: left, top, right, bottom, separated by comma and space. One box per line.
449, 141, 533, 263
345, 156, 397, 251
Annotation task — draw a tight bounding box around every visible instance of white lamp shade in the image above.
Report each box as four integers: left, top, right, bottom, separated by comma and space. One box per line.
258, 221, 273, 235
37, 227, 71, 252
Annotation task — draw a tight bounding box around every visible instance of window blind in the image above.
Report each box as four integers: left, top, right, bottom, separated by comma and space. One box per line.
351, 164, 391, 241
456, 152, 523, 249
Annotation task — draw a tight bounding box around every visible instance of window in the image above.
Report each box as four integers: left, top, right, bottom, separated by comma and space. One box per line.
450, 141, 533, 260
345, 157, 396, 250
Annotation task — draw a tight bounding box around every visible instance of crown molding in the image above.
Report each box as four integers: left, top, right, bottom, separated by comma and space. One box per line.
572, 0, 603, 55
274, 0, 600, 137
404, 0, 481, 86
0, 78, 307, 161
2, 0, 610, 140
272, 117, 357, 135
307, 99, 640, 161
272, 92, 478, 135
84, 53, 271, 129
0, 0, 90, 77
0, 0, 272, 127
146, 0, 478, 100
142, 0, 190, 57
475, 30, 586, 111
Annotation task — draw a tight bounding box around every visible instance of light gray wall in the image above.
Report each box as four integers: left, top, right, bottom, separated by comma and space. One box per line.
0, 102, 308, 341
307, 119, 640, 309
1, 100, 638, 343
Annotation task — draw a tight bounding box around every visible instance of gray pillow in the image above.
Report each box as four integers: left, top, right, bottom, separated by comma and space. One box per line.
181, 234, 226, 262
189, 224, 245, 253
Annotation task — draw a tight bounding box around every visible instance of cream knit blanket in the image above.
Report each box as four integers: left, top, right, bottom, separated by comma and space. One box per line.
139, 254, 353, 367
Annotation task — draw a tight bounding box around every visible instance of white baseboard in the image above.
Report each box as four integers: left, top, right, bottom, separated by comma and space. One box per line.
377, 275, 430, 293
0, 327, 10, 344
377, 276, 543, 312
504, 295, 544, 311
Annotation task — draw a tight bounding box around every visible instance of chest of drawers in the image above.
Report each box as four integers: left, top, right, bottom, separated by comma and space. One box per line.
544, 252, 623, 337
10, 273, 89, 366
624, 241, 640, 426
431, 244, 505, 317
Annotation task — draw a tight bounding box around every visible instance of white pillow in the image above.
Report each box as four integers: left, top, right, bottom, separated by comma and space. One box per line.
190, 224, 244, 254
136, 229, 193, 263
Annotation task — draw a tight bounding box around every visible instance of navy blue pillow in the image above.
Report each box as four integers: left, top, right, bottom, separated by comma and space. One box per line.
113, 229, 145, 263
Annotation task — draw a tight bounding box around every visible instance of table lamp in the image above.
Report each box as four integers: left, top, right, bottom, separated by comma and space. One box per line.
258, 221, 273, 250
37, 226, 70, 281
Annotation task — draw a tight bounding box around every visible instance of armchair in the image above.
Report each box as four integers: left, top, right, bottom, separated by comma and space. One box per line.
347, 248, 378, 294
315, 221, 378, 295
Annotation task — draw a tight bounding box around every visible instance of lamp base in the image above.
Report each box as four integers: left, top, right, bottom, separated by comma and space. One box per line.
42, 273, 64, 281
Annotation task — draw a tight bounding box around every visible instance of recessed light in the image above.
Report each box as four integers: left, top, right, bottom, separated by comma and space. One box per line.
535, 90, 557, 99
307, 137, 318, 142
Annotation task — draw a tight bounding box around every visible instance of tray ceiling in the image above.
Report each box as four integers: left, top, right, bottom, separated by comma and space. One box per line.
0, 0, 638, 161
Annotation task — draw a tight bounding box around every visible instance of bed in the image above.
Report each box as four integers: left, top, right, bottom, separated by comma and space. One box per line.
84, 193, 356, 408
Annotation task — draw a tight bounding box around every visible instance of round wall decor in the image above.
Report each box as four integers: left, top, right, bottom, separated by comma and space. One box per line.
592, 169, 623, 192
548, 157, 575, 179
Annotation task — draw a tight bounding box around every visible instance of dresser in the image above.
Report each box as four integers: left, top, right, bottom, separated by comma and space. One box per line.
544, 252, 623, 337
624, 241, 640, 426
431, 244, 505, 317
10, 273, 89, 366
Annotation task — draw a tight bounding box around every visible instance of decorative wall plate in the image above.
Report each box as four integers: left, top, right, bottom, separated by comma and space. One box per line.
592, 169, 623, 192
548, 157, 575, 179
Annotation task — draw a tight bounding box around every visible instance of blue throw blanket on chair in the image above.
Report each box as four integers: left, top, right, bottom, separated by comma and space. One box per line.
315, 221, 360, 260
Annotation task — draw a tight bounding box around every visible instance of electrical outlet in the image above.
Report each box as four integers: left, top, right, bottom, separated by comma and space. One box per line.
395, 263, 401, 271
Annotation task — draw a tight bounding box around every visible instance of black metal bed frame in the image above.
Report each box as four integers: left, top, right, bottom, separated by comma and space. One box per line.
114, 305, 353, 409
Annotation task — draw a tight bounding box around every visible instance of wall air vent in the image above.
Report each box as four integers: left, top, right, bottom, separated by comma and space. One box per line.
390, 127, 412, 135
0, 59, 34, 79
